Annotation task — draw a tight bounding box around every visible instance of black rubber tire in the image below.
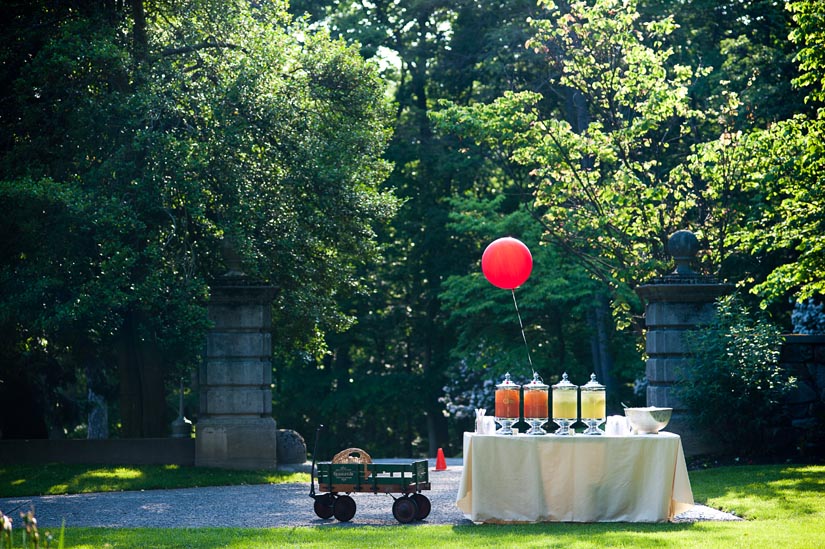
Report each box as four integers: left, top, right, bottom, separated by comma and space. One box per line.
333, 494, 357, 522
392, 496, 419, 524
412, 493, 431, 520
313, 493, 335, 519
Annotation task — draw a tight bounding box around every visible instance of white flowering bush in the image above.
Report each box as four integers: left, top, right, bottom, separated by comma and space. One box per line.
791, 299, 825, 334
439, 360, 498, 420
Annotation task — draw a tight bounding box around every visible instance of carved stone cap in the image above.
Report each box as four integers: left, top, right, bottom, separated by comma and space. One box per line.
636, 229, 733, 302
667, 230, 700, 275
636, 282, 732, 303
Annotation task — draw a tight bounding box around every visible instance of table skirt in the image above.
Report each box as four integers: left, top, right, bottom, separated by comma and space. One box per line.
456, 431, 694, 523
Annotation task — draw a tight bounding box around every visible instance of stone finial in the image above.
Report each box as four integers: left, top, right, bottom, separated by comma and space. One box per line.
667, 230, 700, 276
220, 235, 246, 279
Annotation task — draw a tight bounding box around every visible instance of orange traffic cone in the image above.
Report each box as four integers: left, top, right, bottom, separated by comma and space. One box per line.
435, 447, 447, 471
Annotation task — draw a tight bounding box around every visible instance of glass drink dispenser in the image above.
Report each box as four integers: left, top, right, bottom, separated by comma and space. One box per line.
580, 373, 606, 435
551, 372, 578, 435
523, 372, 549, 435
494, 372, 520, 435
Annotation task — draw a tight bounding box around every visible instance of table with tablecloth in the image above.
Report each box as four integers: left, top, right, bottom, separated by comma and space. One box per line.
456, 431, 694, 523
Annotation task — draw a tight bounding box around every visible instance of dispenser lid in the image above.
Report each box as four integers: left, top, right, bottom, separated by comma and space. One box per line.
496, 372, 520, 390
581, 373, 605, 391
552, 372, 577, 390
524, 371, 548, 390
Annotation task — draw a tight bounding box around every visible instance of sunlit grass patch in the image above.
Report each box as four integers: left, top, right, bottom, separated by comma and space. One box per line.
84, 467, 144, 480
2, 464, 825, 548
39, 466, 148, 495
58, 518, 825, 549
689, 464, 825, 520
45, 484, 69, 495
0, 463, 309, 497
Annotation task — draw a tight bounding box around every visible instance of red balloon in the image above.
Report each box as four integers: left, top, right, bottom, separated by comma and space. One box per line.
481, 237, 533, 289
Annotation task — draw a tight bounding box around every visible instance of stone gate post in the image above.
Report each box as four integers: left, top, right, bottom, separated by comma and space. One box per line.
636, 230, 731, 456
195, 249, 278, 469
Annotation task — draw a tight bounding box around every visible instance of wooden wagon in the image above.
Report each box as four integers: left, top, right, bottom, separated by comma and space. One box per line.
309, 437, 432, 523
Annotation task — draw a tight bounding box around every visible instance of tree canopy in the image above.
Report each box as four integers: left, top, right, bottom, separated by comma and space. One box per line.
1, 0, 822, 456
0, 0, 396, 437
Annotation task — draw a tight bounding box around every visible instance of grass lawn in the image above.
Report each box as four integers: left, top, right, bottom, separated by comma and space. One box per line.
2, 463, 824, 548
0, 463, 308, 497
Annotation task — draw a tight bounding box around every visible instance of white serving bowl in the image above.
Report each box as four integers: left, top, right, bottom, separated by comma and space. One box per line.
624, 407, 672, 434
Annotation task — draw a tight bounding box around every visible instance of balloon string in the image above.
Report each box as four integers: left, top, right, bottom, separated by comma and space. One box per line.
511, 289, 535, 376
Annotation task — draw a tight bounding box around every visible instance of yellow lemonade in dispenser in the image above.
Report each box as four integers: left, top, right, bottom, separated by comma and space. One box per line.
581, 391, 606, 419
552, 388, 578, 419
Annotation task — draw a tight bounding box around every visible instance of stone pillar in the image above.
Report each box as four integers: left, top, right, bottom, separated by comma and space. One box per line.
636, 230, 731, 456
195, 278, 278, 470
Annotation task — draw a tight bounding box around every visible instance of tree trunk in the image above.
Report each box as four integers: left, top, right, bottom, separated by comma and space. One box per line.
589, 294, 618, 396
131, 0, 148, 61
117, 311, 167, 437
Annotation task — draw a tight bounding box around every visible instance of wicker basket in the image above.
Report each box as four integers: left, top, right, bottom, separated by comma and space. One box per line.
331, 447, 372, 480
332, 447, 372, 464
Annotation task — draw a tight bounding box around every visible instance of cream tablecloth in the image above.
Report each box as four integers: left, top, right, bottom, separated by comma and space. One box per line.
456, 431, 694, 523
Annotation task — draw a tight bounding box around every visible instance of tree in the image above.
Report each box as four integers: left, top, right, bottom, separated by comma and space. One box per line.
278, 0, 557, 456
280, 0, 821, 455
639, 0, 811, 129
0, 0, 396, 437
681, 0, 825, 307
437, 0, 713, 327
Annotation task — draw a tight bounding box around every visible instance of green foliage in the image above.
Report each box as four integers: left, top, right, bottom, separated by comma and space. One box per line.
679, 294, 795, 454
274, 0, 559, 457
437, 0, 825, 322
0, 0, 396, 437
526, 0, 709, 288
3, 0, 823, 456
436, 0, 713, 324
789, 0, 825, 104
684, 111, 825, 304
639, 0, 808, 129
671, 1, 825, 307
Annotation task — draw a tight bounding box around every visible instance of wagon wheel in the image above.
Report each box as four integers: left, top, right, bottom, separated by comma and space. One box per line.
412, 493, 431, 520
313, 493, 335, 520
333, 494, 357, 522
392, 496, 419, 524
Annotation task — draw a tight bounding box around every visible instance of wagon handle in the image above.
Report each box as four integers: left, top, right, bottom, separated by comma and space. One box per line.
309, 424, 324, 498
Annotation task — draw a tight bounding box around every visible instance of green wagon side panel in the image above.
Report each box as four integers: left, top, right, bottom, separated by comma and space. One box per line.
315, 459, 430, 494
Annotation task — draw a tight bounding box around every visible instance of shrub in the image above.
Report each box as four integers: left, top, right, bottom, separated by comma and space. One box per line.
678, 294, 796, 455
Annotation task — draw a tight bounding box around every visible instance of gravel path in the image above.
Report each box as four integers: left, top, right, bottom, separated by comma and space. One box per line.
0, 459, 740, 528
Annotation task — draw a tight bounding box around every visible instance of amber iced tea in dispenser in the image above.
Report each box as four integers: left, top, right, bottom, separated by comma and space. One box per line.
494, 373, 520, 435
523, 372, 549, 435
